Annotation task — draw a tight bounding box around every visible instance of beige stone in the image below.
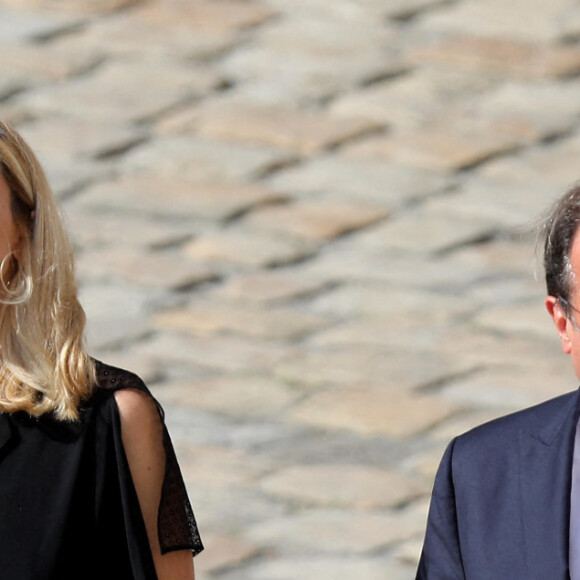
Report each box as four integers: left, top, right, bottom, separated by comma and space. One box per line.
123, 136, 294, 182
134, 0, 276, 33
65, 209, 193, 251
155, 303, 328, 340
261, 465, 427, 508
135, 333, 292, 374
195, 533, 258, 574
244, 200, 389, 241
217, 556, 412, 580
0, 41, 100, 82
473, 302, 555, 341
290, 385, 458, 438
184, 229, 315, 268
169, 444, 264, 488
72, 174, 286, 220
441, 366, 574, 410
77, 249, 217, 290
409, 34, 580, 78
385, 0, 449, 20
246, 510, 419, 553
214, 271, 326, 303
266, 155, 446, 207
4, 0, 143, 13
196, 102, 379, 154
153, 377, 298, 419
396, 539, 424, 566
20, 119, 145, 160
352, 211, 496, 254
343, 128, 517, 172
329, 68, 493, 130
15, 59, 219, 122
275, 347, 476, 392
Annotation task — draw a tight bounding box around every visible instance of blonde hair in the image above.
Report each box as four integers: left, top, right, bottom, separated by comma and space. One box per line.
0, 121, 95, 421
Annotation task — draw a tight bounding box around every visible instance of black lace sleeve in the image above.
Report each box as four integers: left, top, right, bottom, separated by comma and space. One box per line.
94, 360, 204, 556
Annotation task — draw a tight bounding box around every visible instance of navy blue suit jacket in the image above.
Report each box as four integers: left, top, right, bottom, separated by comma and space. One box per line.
417, 389, 580, 579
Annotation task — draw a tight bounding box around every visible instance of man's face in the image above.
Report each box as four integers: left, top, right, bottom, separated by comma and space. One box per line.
546, 231, 580, 380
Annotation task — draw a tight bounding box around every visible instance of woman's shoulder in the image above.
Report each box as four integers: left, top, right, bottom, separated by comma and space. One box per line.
94, 359, 150, 394
90, 359, 162, 422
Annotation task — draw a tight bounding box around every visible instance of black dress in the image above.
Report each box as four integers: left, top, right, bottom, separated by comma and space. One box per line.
0, 361, 203, 580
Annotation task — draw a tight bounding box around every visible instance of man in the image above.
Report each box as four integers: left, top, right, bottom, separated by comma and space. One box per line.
416, 185, 580, 579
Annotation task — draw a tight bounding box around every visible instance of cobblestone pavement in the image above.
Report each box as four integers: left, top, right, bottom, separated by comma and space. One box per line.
2, 0, 580, 578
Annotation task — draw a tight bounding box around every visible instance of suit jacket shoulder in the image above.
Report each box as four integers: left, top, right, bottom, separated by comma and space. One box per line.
417, 389, 580, 580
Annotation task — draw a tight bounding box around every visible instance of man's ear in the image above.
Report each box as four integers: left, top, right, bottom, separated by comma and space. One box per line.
546, 295, 573, 354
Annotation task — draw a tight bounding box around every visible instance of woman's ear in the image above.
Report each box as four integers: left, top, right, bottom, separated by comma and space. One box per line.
546, 295, 573, 354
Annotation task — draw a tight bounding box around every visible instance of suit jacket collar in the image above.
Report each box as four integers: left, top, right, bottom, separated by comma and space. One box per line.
519, 388, 580, 580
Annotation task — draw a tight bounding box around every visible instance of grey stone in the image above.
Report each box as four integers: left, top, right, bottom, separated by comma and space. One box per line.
266, 155, 448, 207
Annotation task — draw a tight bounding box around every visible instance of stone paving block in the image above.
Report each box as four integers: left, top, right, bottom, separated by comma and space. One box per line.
440, 366, 576, 410
13, 58, 220, 122
261, 464, 427, 508
245, 509, 418, 554
290, 385, 458, 438
430, 408, 531, 442
134, 0, 276, 33
0, 7, 78, 43
153, 376, 298, 419
195, 533, 258, 576
408, 34, 580, 79
342, 125, 518, 172
65, 208, 193, 251
559, 5, 580, 41
136, 333, 293, 374
414, 0, 572, 42
351, 210, 497, 254
0, 40, 102, 82
467, 277, 545, 312
446, 238, 538, 278
3, 0, 144, 15
274, 347, 477, 392
80, 284, 154, 351
195, 101, 380, 154
184, 228, 315, 268
169, 443, 265, 489
219, 17, 405, 104
0, 76, 27, 104
473, 301, 557, 341
470, 80, 580, 143
419, 179, 560, 229
385, 0, 452, 20
266, 155, 447, 206
218, 556, 413, 580
40, 156, 109, 199
430, 325, 568, 374
214, 270, 328, 303
296, 245, 486, 290
123, 136, 295, 182
307, 283, 471, 320
396, 539, 424, 568
56, 11, 234, 62
155, 302, 329, 340
306, 316, 456, 352
329, 68, 497, 130
76, 248, 218, 290
71, 174, 286, 221
243, 200, 389, 242
19, 118, 146, 161
479, 135, 580, 191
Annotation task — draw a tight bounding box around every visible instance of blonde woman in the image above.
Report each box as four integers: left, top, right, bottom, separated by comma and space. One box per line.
0, 121, 203, 579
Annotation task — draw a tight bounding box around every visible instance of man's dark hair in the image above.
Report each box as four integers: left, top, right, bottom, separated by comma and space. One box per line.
543, 183, 580, 311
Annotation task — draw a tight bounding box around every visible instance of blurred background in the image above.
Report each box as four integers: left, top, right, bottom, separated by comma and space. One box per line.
0, 0, 579, 578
